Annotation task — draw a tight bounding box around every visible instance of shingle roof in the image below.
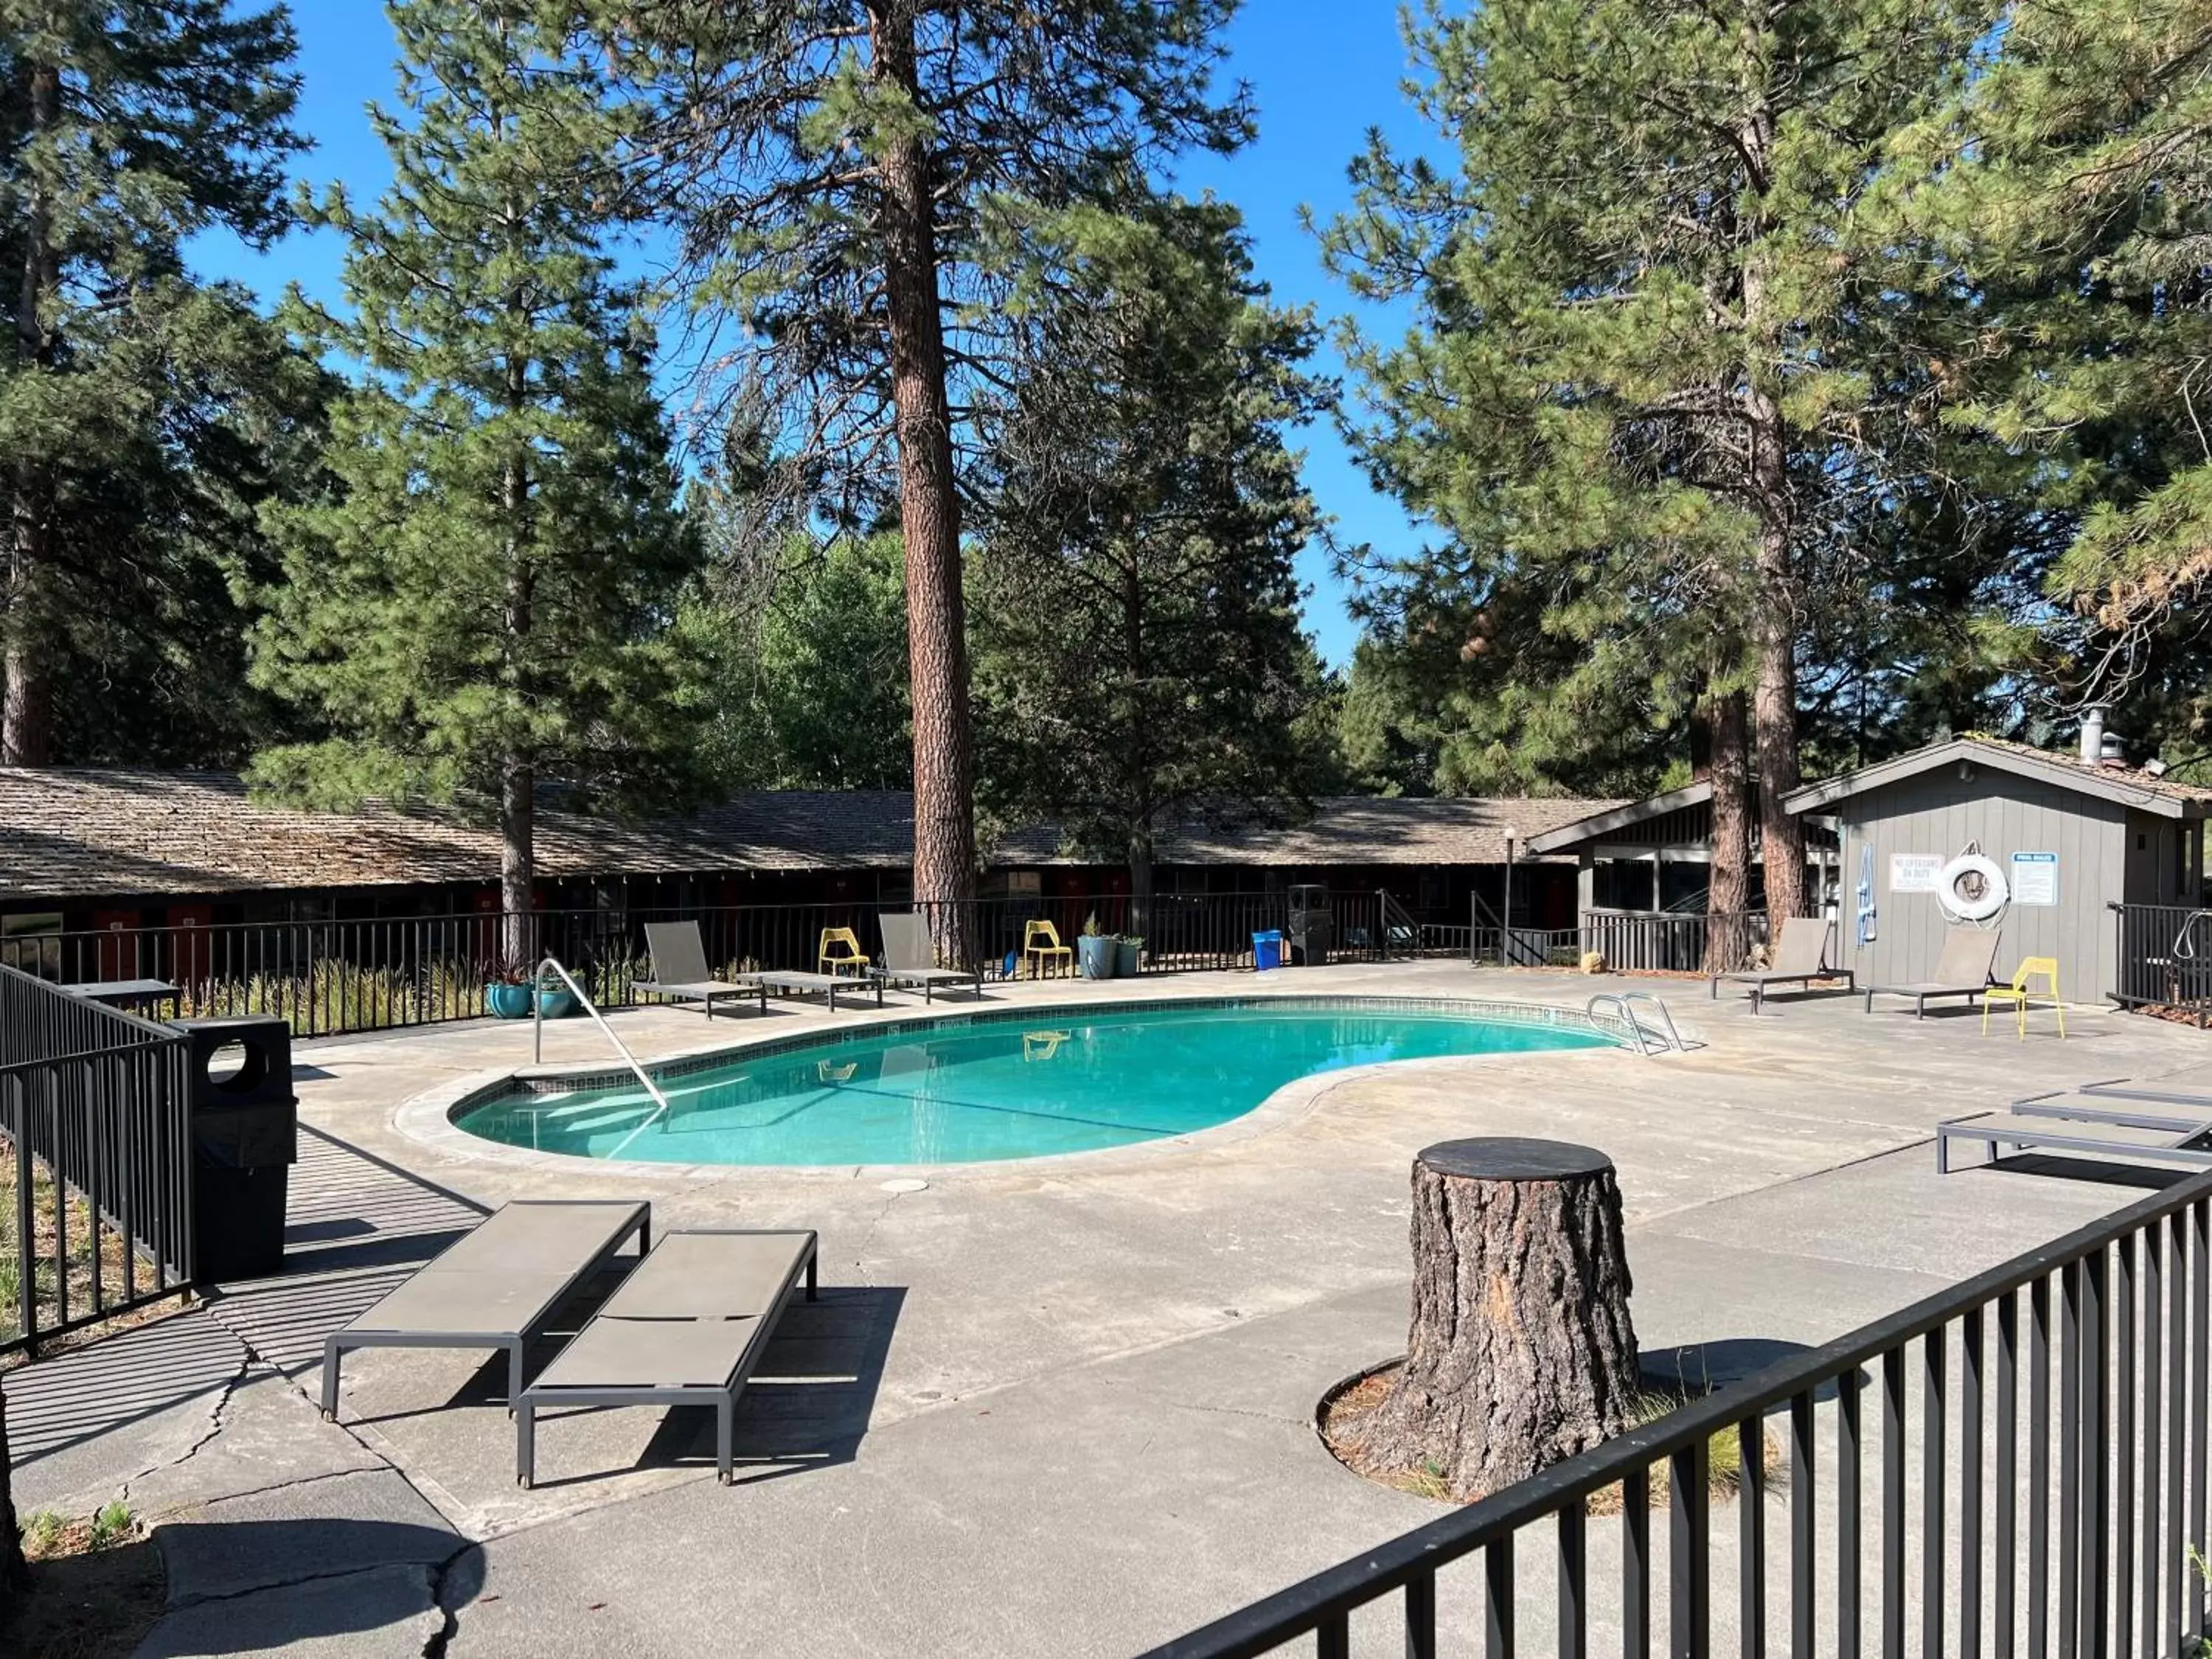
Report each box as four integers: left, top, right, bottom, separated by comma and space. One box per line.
997, 795, 1618, 869
0, 770, 917, 902
0, 770, 1618, 903
1784, 737, 2212, 820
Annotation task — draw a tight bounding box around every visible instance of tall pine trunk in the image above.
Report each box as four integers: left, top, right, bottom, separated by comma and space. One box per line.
1751, 518, 1804, 927
871, 0, 977, 963
1704, 686, 1753, 973
1128, 824, 1154, 947
0, 1388, 27, 1607
4, 60, 60, 768
498, 309, 534, 967
1736, 63, 1805, 931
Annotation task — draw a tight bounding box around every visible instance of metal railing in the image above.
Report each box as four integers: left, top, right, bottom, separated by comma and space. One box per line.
0, 891, 1410, 1044
1471, 925, 1584, 968
1146, 1167, 2212, 1657
2112, 902, 2212, 1026
0, 964, 194, 1356
1579, 909, 1770, 975
1586, 991, 1688, 1055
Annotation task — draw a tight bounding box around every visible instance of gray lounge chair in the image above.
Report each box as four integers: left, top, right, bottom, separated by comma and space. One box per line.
1862, 926, 2002, 1018
1709, 916, 1854, 1014
516, 1228, 818, 1488
636, 921, 767, 1018
751, 968, 883, 1012
2013, 1081, 2212, 1133
874, 911, 982, 1003
321, 1200, 650, 1419
1937, 1110, 2212, 1173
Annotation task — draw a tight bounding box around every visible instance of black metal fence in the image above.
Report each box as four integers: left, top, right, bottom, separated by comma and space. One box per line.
2111, 902, 2212, 1026
0, 890, 1398, 1043
1147, 1167, 2212, 1658
0, 964, 194, 1357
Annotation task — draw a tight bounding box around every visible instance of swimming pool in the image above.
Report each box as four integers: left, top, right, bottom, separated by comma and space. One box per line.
451, 998, 1616, 1168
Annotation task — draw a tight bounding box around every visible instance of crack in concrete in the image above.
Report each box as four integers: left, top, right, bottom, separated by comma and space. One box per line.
116, 1349, 251, 1507
850, 1190, 902, 1288
149, 1460, 373, 1514
169, 1559, 439, 1610
420, 1541, 476, 1658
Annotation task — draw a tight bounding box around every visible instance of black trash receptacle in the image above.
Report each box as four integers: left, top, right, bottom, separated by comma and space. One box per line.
175, 1015, 297, 1281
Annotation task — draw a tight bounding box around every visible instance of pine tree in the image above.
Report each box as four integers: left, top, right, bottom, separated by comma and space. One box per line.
684, 529, 914, 790
970, 199, 1326, 929
0, 0, 306, 765
249, 0, 702, 964
1933, 0, 2212, 757
597, 1, 1250, 957
1322, 0, 1994, 938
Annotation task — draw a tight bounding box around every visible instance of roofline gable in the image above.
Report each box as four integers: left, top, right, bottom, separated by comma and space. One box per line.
1784, 739, 2205, 820
1521, 781, 1714, 854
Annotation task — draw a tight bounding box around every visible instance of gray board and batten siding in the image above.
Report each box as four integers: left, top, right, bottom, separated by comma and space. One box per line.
1798, 753, 2201, 1008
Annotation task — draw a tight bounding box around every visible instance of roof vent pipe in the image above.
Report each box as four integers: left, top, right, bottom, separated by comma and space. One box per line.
2080, 704, 2109, 765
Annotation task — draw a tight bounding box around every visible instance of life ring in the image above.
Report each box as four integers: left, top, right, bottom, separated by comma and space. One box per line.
1937, 852, 2008, 922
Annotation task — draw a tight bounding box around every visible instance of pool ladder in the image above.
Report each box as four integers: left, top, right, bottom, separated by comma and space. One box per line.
532, 956, 674, 1139
1586, 992, 1691, 1056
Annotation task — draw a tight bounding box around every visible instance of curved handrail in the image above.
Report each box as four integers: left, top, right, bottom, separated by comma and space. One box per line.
532, 956, 672, 1147
1585, 992, 1661, 1055
1620, 991, 1693, 1052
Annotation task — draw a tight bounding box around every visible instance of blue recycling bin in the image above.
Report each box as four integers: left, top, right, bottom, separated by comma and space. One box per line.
1251, 930, 1284, 971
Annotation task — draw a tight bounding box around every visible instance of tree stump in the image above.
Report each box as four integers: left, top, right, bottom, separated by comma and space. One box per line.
1366, 1137, 1640, 1501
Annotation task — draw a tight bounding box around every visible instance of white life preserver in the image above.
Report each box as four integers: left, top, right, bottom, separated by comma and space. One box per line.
1937, 852, 2008, 922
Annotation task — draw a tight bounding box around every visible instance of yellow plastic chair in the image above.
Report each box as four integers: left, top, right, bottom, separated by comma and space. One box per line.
1984, 956, 2065, 1040
1023, 1029, 1072, 1060
818, 925, 869, 978
1023, 919, 1073, 978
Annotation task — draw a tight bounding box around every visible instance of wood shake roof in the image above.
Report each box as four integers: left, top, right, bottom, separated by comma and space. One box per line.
0, 769, 1617, 902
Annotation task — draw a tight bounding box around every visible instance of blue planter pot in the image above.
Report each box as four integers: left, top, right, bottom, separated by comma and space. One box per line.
1077, 936, 1116, 979
1114, 940, 1141, 978
486, 982, 533, 1019
535, 987, 577, 1020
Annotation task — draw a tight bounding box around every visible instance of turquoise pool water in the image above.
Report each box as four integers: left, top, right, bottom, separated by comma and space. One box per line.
454, 1000, 1611, 1168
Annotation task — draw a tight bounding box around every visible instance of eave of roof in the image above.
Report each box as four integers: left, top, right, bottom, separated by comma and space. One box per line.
1783, 738, 2212, 821
1521, 782, 1713, 855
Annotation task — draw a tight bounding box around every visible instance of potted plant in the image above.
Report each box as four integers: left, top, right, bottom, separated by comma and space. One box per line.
1076, 912, 1116, 979
484, 961, 534, 1019
534, 966, 577, 1020
1114, 934, 1143, 978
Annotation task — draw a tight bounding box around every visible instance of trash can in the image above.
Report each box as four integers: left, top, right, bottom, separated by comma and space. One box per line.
1287, 883, 1332, 966
1251, 930, 1284, 972
175, 1015, 297, 1281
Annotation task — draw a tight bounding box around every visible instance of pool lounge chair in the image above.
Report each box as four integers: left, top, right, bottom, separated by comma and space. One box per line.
751, 968, 883, 1012
874, 911, 983, 1003
1936, 1110, 2212, 1174
517, 1227, 818, 1488
636, 922, 768, 1019
321, 1199, 651, 1420
2011, 1082, 2212, 1133
1862, 926, 2002, 1018
1708, 916, 1853, 1014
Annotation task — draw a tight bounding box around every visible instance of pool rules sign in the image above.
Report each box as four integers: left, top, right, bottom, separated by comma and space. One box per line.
2011, 851, 2059, 906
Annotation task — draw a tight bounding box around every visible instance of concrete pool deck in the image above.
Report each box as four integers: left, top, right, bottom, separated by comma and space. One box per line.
10, 959, 2212, 1655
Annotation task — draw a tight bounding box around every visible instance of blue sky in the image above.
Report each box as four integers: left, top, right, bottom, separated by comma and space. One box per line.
187, 3, 1440, 667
